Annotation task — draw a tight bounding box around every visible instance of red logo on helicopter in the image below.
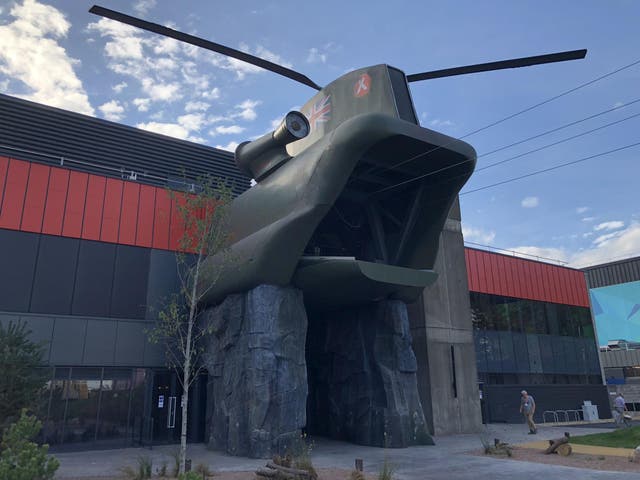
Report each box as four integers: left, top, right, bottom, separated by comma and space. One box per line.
354, 73, 371, 97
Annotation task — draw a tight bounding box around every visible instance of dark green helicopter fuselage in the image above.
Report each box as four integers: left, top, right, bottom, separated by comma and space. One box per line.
200, 65, 476, 309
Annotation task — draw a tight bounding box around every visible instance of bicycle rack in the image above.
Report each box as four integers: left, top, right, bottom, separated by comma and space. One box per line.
543, 411, 558, 423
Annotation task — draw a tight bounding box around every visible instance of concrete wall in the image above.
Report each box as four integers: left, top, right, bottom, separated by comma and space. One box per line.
410, 204, 482, 435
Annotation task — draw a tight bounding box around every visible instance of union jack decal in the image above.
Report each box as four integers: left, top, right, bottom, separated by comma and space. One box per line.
306, 95, 331, 131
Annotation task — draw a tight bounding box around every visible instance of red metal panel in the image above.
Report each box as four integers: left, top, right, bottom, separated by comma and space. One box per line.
152, 188, 171, 250
477, 250, 490, 294
62, 171, 89, 238
470, 250, 481, 292
0, 157, 10, 216
0, 159, 30, 229
488, 251, 501, 296
558, 268, 572, 305
82, 175, 106, 240
496, 254, 509, 297
575, 273, 590, 307
100, 178, 123, 243
532, 260, 545, 302
42, 168, 70, 235
20, 163, 50, 233
569, 270, 582, 306
169, 193, 186, 251
513, 257, 527, 300
136, 185, 156, 248
118, 182, 140, 245
547, 264, 561, 304
465, 250, 476, 292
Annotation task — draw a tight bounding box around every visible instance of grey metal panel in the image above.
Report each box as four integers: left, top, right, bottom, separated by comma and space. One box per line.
82, 319, 117, 365
0, 229, 39, 311
584, 256, 640, 288
600, 349, 640, 368
30, 235, 79, 314
18, 314, 54, 363
526, 334, 543, 373
145, 249, 180, 321
0, 93, 251, 195
0, 312, 20, 329
143, 336, 165, 367
114, 321, 146, 366
49, 317, 87, 365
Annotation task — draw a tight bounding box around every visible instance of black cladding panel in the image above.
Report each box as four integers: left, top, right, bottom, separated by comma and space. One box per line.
388, 67, 418, 124
30, 235, 79, 314
72, 241, 116, 317
0, 229, 39, 312
110, 245, 150, 319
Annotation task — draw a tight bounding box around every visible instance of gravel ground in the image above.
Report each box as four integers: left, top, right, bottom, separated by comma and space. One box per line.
473, 446, 640, 474
60, 467, 375, 480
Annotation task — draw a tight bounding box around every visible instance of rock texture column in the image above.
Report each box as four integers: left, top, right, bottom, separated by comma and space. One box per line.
203, 284, 308, 458
306, 300, 433, 447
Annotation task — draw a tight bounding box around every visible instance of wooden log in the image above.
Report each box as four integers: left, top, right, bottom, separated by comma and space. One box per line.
256, 467, 280, 478
544, 433, 570, 454
265, 462, 311, 478
557, 444, 572, 456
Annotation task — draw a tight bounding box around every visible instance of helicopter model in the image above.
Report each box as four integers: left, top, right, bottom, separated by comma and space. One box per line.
89, 6, 586, 309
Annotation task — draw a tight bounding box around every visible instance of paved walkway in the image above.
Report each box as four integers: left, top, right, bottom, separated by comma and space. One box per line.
54, 424, 640, 479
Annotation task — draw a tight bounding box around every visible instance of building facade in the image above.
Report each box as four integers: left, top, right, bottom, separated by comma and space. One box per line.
0, 93, 609, 450
584, 256, 640, 411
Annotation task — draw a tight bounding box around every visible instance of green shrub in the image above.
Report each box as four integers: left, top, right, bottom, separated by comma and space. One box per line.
0, 411, 59, 480
178, 471, 202, 480
378, 458, 395, 480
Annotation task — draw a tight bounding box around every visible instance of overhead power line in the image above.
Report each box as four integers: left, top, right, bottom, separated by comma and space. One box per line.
369, 56, 640, 179
478, 97, 640, 159
460, 141, 640, 196
476, 111, 640, 172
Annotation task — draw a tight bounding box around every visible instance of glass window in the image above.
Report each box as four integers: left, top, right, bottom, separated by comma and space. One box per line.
531, 301, 549, 334
63, 367, 102, 444
545, 304, 560, 335
508, 299, 524, 333
97, 368, 132, 444
129, 369, 148, 445
490, 297, 510, 331
42, 367, 70, 445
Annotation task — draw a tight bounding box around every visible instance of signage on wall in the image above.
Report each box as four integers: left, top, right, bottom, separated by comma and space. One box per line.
158, 395, 164, 408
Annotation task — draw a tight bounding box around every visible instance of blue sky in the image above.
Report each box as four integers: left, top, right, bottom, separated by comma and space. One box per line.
1, 0, 639, 268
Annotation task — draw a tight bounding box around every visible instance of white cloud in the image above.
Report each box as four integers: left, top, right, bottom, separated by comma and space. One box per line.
235, 99, 261, 121
521, 196, 539, 208
134, 0, 157, 15
112, 81, 128, 93
213, 125, 245, 135
98, 100, 125, 121
582, 216, 596, 222
462, 225, 496, 244
208, 43, 292, 80
202, 87, 220, 100
570, 223, 640, 267
185, 101, 209, 112
0, 0, 94, 115
141, 78, 182, 102
133, 97, 151, 112
576, 206, 589, 214
593, 231, 622, 246
216, 141, 239, 152
429, 118, 454, 128
177, 113, 206, 131
594, 221, 624, 231
136, 121, 205, 143
306, 47, 327, 64
506, 246, 568, 264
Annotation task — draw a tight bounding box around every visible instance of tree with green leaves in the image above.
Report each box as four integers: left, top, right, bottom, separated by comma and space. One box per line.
148, 177, 234, 475
0, 321, 47, 428
0, 410, 59, 480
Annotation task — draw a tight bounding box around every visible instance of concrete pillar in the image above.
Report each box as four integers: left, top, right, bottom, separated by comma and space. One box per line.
411, 203, 483, 435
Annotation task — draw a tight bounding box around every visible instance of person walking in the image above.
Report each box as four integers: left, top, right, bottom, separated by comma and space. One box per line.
520, 390, 537, 434
614, 392, 627, 427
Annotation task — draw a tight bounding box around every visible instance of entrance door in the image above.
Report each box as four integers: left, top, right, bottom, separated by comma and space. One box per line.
150, 372, 182, 443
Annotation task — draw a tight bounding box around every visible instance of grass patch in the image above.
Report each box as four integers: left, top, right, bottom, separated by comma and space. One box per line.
570, 426, 640, 449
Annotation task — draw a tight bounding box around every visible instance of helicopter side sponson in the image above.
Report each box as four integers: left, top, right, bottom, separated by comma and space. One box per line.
198, 110, 475, 308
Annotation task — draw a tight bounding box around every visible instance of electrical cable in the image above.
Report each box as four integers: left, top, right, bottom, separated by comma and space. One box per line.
363, 57, 640, 180
476, 111, 640, 172
478, 97, 640, 159
460, 141, 640, 196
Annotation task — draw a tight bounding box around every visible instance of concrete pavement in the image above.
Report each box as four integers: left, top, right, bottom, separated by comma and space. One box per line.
54, 424, 640, 479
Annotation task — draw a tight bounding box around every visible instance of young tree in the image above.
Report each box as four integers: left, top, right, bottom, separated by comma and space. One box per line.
148, 176, 233, 475
0, 321, 47, 428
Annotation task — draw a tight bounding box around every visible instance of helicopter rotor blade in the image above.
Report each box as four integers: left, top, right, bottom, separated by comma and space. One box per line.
89, 5, 322, 90
407, 49, 587, 82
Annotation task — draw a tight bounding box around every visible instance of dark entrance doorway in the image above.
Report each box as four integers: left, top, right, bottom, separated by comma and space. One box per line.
150, 371, 182, 444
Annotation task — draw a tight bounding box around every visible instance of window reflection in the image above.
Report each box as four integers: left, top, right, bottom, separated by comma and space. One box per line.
471, 292, 601, 385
